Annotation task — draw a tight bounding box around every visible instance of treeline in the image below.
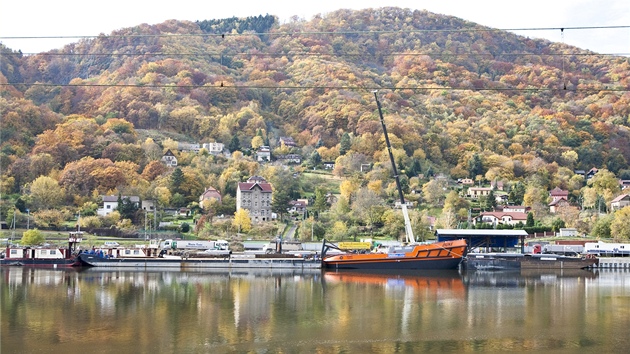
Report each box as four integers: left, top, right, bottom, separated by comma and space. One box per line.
197, 14, 276, 34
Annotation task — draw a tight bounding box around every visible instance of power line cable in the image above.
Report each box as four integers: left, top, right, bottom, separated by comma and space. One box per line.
1, 24, 629, 40
1, 82, 627, 93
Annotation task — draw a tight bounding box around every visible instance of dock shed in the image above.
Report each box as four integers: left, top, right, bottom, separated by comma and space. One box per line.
436, 229, 529, 252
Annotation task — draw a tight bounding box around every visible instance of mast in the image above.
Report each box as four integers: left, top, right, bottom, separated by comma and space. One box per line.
373, 91, 415, 244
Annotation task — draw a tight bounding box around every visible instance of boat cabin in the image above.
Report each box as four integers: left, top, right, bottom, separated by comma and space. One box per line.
5, 247, 70, 260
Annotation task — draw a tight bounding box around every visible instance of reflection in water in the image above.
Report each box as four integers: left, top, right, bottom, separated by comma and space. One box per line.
2, 267, 629, 353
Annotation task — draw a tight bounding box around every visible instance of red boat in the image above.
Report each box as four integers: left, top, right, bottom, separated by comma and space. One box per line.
1, 231, 83, 268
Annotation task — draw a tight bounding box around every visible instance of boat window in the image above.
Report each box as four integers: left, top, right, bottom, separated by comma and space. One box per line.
125, 250, 131, 255
134, 250, 140, 255
10, 249, 18, 255
49, 250, 56, 255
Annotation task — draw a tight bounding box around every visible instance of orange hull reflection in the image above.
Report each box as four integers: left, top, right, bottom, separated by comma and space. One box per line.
323, 269, 466, 295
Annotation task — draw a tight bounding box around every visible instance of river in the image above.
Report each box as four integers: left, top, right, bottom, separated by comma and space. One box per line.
1, 267, 629, 353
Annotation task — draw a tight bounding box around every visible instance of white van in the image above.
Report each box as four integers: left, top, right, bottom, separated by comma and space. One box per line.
103, 241, 120, 248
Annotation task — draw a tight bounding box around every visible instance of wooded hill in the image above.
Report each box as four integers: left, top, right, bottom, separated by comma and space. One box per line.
1, 8, 629, 212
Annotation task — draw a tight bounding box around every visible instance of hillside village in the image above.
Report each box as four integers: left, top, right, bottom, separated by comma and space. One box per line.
22, 133, 625, 243
1, 9, 630, 242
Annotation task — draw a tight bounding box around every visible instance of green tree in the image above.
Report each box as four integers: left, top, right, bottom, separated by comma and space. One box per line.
171, 193, 187, 208
272, 189, 292, 221
592, 214, 613, 238
307, 150, 322, 168
15, 197, 27, 213
509, 182, 526, 205
526, 212, 535, 227
313, 187, 328, 215
551, 218, 566, 232
484, 190, 497, 211
406, 158, 422, 178
228, 135, 241, 152
116, 195, 139, 222
339, 132, 351, 156
468, 153, 484, 178
21, 229, 45, 246
170, 168, 185, 195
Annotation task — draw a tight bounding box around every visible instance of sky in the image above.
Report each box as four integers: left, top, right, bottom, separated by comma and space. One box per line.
0, 0, 628, 55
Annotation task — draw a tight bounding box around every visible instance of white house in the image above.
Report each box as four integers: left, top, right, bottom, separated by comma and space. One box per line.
468, 187, 493, 198
97, 195, 140, 216
202, 142, 224, 155
501, 205, 529, 213
178, 142, 200, 153
276, 154, 302, 164
611, 194, 630, 211
288, 200, 307, 214
161, 150, 177, 167
474, 211, 528, 226
141, 200, 156, 212
256, 146, 271, 162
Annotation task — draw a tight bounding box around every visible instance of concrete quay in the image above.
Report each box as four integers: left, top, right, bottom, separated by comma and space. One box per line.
594, 257, 630, 269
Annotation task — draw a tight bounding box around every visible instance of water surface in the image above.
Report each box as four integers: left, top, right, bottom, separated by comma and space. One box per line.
2, 267, 628, 353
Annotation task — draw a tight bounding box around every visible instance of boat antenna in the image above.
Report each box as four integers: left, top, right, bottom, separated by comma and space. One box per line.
373, 91, 416, 244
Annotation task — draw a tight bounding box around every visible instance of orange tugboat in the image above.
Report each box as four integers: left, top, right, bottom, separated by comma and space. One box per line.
321, 92, 467, 271
321, 239, 467, 270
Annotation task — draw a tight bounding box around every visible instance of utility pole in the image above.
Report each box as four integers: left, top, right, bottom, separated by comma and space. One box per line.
11, 209, 16, 244
144, 209, 148, 241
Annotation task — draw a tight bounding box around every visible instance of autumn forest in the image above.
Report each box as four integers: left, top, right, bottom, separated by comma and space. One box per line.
1, 8, 629, 240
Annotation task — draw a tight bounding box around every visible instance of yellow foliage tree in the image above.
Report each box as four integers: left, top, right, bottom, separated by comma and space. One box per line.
21, 229, 45, 246
611, 206, 630, 241
162, 138, 179, 152
367, 180, 383, 195
154, 186, 172, 206
340, 179, 360, 202
30, 175, 64, 210
329, 221, 348, 240
251, 135, 264, 150
274, 142, 290, 156
233, 209, 252, 233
